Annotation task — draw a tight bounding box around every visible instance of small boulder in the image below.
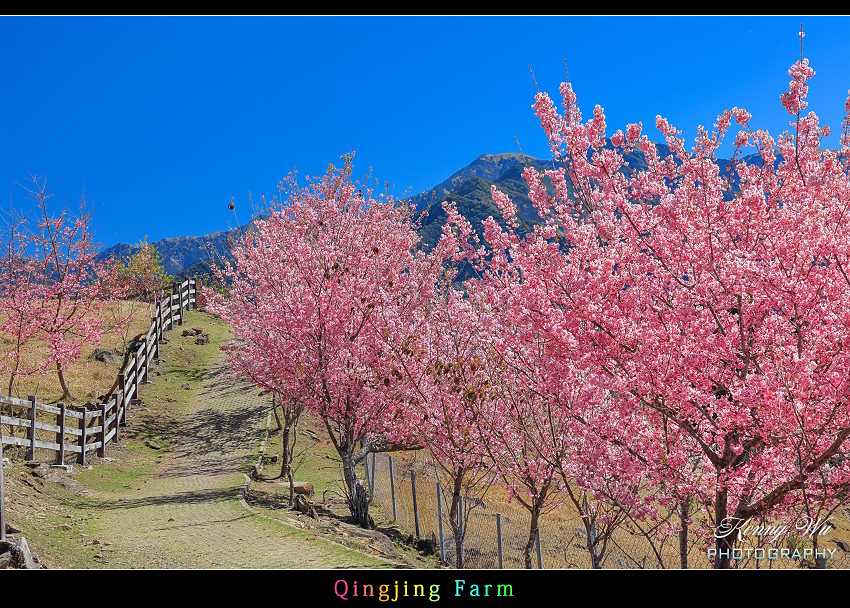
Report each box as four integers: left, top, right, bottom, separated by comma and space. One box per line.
194, 333, 210, 345
92, 348, 121, 364
336, 522, 397, 557
0, 536, 41, 569
292, 481, 315, 498
25, 462, 51, 478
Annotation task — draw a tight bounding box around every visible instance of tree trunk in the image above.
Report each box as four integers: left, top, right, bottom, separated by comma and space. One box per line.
714, 489, 734, 569
523, 484, 549, 569
341, 450, 372, 528
524, 509, 540, 569
280, 425, 292, 505
448, 470, 465, 568
57, 361, 74, 401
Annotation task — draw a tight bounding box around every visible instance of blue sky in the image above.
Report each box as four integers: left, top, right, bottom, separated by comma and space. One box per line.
2, 15, 850, 248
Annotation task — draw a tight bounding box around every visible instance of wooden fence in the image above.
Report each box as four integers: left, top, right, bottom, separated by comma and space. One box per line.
0, 278, 197, 467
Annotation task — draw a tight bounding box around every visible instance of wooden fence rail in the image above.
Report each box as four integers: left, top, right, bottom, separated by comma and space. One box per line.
0, 278, 197, 466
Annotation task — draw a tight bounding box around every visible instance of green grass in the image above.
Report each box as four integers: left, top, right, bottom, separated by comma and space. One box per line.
72, 442, 159, 494
6, 309, 438, 569
249, 410, 443, 569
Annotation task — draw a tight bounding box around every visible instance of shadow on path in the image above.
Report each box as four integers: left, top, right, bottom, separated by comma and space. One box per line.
93, 486, 243, 510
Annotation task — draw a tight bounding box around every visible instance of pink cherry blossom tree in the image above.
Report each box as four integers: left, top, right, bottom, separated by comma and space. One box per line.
210, 157, 449, 528
1, 176, 127, 402
384, 280, 499, 567
0, 204, 50, 397
457, 55, 850, 568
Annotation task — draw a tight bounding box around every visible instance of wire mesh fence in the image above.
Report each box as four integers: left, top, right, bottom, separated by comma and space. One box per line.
365, 451, 850, 569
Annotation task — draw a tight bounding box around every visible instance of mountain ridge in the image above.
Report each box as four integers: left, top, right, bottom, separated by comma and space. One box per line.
98, 145, 783, 278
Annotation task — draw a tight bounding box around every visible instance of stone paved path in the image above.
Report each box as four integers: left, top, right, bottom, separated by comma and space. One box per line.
88, 349, 386, 569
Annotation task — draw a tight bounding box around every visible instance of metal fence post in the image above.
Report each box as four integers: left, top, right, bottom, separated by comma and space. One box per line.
536, 528, 543, 569
389, 455, 397, 521
459, 495, 465, 565
411, 469, 420, 539
436, 482, 446, 562
496, 513, 504, 569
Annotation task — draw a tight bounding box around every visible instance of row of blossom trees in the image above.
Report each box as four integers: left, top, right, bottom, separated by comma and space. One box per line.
211, 56, 850, 568
0, 176, 172, 403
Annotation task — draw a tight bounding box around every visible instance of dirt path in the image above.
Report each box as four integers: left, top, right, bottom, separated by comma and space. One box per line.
86, 351, 388, 569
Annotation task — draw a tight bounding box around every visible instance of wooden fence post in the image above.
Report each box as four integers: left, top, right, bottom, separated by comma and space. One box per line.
111, 394, 120, 445
78, 406, 87, 465
98, 401, 106, 457
151, 320, 159, 362
134, 353, 141, 396
26, 395, 37, 461
118, 373, 127, 426
171, 281, 180, 327
142, 336, 149, 383
56, 402, 66, 466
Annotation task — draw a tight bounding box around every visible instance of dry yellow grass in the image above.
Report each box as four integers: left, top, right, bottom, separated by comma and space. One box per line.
370, 449, 850, 569
0, 299, 154, 405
